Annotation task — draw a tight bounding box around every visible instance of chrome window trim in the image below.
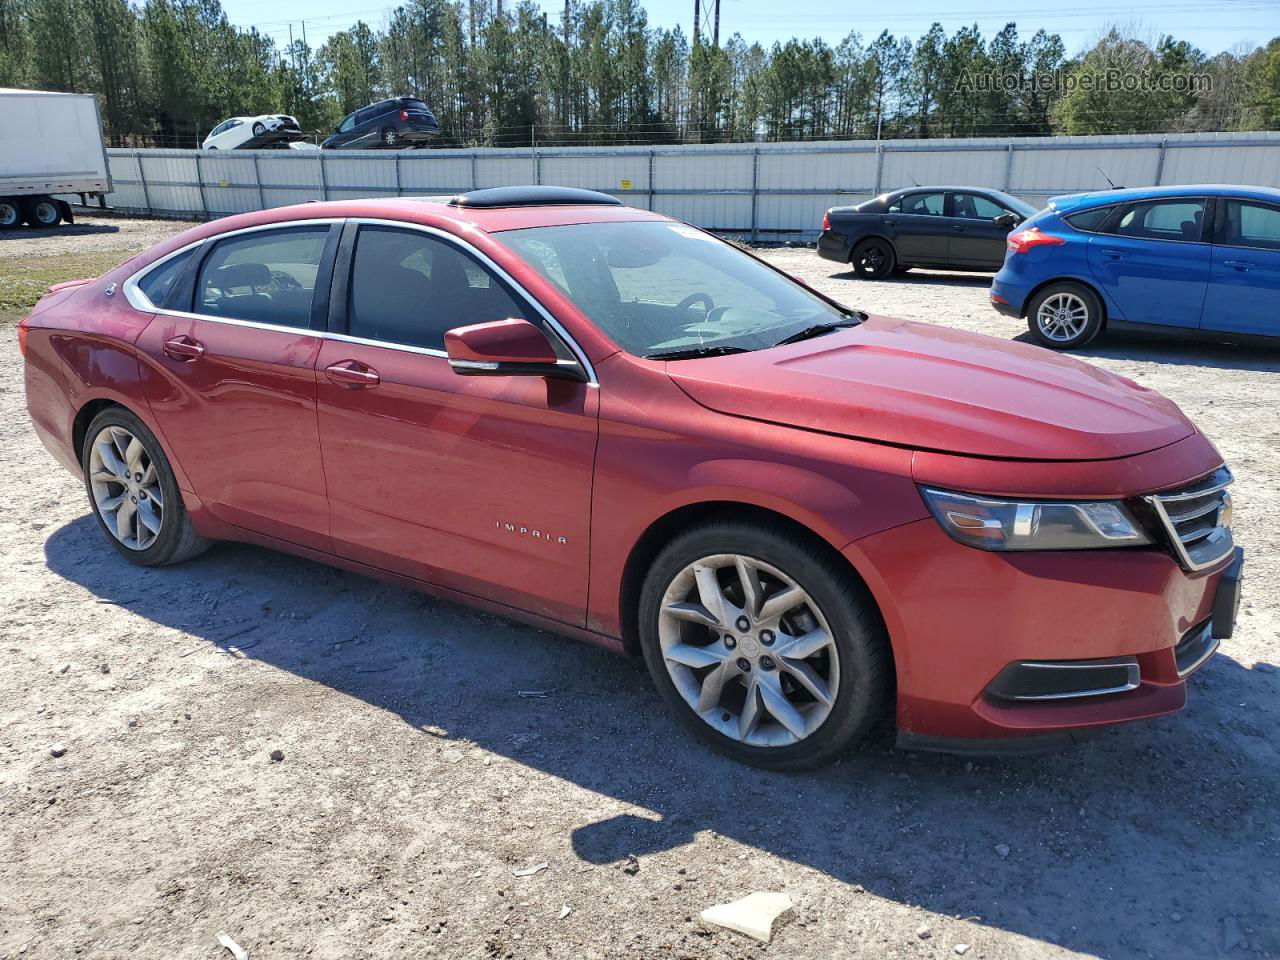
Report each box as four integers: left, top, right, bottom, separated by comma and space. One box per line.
122, 217, 346, 315
121, 215, 598, 385
346, 217, 598, 384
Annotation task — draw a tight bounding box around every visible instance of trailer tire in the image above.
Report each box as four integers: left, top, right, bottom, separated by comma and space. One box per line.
0, 199, 20, 229
24, 196, 61, 228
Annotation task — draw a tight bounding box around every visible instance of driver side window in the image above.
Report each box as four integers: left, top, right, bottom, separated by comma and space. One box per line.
953, 193, 1007, 220
338, 113, 356, 133
196, 226, 329, 328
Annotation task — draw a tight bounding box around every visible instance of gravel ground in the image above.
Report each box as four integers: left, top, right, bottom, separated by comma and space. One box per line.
1, 218, 1277, 960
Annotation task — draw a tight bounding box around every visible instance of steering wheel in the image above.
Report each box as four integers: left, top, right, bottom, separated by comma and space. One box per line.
675, 292, 715, 316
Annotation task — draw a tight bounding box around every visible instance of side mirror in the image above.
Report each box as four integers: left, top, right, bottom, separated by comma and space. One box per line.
993, 212, 1020, 228
444, 318, 585, 381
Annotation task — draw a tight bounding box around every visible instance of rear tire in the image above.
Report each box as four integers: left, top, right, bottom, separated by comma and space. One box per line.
381, 127, 400, 147
0, 199, 19, 229
24, 196, 60, 228
850, 238, 896, 280
252, 121, 266, 137
638, 517, 890, 770
81, 407, 210, 567
1026, 281, 1104, 350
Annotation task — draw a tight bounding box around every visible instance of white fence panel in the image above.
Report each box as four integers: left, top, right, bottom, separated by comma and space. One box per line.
105, 131, 1280, 239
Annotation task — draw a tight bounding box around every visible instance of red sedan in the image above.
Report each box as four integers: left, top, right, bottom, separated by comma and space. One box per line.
20, 186, 1243, 768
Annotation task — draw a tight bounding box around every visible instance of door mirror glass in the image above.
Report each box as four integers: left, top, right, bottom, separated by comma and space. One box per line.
445, 318, 583, 380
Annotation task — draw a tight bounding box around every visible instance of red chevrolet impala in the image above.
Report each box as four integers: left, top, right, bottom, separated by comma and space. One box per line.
20, 186, 1243, 768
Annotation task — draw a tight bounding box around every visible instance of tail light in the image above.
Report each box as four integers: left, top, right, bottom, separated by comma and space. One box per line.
17, 315, 31, 357
1006, 228, 1066, 255
400, 109, 410, 121
821, 211, 831, 231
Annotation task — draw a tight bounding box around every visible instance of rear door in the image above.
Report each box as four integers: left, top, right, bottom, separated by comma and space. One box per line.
1204, 199, 1280, 336
1086, 197, 1211, 329
947, 191, 1018, 268
314, 223, 599, 625
136, 222, 340, 550
883, 191, 950, 263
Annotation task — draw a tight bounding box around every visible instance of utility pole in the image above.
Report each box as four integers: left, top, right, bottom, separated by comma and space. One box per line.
712, 0, 720, 47
693, 0, 700, 46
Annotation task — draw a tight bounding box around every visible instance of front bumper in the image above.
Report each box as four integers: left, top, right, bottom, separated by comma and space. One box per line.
845, 517, 1242, 752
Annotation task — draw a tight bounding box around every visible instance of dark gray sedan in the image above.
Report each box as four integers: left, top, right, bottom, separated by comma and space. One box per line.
818, 187, 1040, 278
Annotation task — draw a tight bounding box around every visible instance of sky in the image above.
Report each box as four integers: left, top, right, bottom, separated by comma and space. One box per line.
220, 0, 1278, 57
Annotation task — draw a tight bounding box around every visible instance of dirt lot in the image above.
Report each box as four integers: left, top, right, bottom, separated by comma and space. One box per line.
1, 216, 1277, 960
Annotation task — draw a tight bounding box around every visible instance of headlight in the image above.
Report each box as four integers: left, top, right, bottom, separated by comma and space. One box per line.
919, 487, 1152, 551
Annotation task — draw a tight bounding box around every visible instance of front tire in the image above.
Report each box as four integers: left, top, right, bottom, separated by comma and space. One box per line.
1026, 281, 1104, 349
638, 517, 890, 770
850, 238, 896, 280
252, 121, 267, 137
81, 407, 209, 566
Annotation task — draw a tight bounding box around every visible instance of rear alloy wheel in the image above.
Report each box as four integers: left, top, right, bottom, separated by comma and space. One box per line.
0, 200, 19, 229
850, 238, 896, 280
382, 127, 400, 147
252, 121, 267, 137
639, 519, 889, 770
25, 197, 60, 228
1027, 282, 1103, 350
82, 407, 209, 566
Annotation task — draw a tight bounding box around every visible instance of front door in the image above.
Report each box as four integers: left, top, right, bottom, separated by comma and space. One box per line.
1086, 197, 1211, 329
947, 191, 1017, 268
1204, 199, 1280, 336
136, 223, 339, 550
315, 223, 599, 626
884, 191, 950, 263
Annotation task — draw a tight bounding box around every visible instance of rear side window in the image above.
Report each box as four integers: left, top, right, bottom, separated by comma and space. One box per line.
1107, 200, 1206, 242
888, 192, 944, 216
347, 227, 533, 350
196, 226, 329, 328
1064, 206, 1114, 233
138, 248, 195, 309
1220, 201, 1280, 251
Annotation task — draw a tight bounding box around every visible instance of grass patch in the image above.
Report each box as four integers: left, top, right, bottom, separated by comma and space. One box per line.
0, 250, 137, 312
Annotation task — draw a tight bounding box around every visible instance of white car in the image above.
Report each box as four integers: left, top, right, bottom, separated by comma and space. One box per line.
202, 115, 302, 151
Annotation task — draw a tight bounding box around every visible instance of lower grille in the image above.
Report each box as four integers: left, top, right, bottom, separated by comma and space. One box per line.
1144, 467, 1234, 571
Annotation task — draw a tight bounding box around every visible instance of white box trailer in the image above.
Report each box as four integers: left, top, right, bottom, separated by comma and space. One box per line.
0, 88, 112, 229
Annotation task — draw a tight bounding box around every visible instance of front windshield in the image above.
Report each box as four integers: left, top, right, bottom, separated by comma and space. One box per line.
498, 220, 859, 358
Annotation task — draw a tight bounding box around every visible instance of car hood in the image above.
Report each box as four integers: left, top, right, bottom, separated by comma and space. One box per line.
665, 315, 1196, 461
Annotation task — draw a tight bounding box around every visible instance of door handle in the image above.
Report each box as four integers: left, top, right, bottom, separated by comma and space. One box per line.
885, 219, 899, 227
1100, 248, 1124, 260
162, 335, 205, 361
951, 225, 967, 232
1223, 260, 1254, 271
324, 360, 380, 388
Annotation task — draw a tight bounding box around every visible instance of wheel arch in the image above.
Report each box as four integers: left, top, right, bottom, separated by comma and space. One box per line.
616, 500, 891, 670
73, 397, 124, 462
849, 232, 898, 263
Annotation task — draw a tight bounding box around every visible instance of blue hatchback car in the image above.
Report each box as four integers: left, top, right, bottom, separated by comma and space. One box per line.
991, 184, 1280, 349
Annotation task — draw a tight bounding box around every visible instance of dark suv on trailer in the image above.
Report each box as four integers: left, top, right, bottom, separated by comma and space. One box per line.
322, 97, 440, 150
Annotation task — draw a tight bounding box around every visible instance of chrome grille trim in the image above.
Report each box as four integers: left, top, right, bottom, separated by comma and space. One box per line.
1144, 467, 1234, 572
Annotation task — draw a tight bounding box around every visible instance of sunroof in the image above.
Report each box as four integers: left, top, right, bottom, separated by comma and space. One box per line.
447, 186, 623, 208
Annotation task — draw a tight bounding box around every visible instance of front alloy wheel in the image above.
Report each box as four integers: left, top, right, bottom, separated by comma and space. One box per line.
639, 519, 889, 770
658, 554, 840, 747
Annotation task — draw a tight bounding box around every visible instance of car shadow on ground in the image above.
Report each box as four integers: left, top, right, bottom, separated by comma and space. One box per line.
0, 223, 121, 240
827, 269, 994, 288
1011, 330, 1280, 372
44, 516, 1279, 958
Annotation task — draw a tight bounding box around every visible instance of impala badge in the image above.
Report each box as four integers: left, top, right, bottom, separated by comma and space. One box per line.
496, 520, 568, 545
